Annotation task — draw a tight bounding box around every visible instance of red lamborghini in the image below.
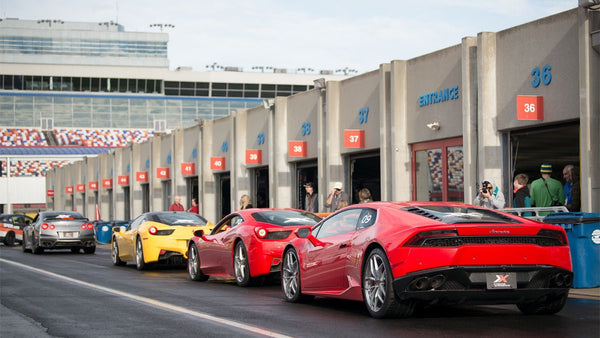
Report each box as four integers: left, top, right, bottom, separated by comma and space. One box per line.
187, 208, 321, 286
281, 202, 573, 318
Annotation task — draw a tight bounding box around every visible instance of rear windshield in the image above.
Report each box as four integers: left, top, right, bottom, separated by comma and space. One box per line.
150, 212, 209, 226
404, 206, 521, 224
252, 210, 321, 226
43, 212, 86, 221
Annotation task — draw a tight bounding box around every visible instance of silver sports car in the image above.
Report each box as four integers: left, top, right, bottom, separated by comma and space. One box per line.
22, 211, 96, 254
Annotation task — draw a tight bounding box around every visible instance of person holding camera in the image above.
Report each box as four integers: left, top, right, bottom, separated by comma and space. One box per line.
472, 178, 505, 209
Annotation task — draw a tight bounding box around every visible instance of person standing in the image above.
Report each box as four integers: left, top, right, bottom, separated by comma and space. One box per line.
304, 182, 318, 213
239, 194, 253, 210
513, 173, 531, 208
169, 196, 185, 211
358, 188, 372, 203
563, 164, 581, 211
325, 182, 349, 212
530, 164, 565, 208
188, 198, 199, 213
472, 178, 505, 209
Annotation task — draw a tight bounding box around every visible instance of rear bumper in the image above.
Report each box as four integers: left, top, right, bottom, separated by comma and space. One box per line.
248, 241, 286, 276
39, 233, 96, 248
392, 265, 573, 305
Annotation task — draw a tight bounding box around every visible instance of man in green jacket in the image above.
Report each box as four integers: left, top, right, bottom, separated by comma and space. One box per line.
530, 164, 565, 210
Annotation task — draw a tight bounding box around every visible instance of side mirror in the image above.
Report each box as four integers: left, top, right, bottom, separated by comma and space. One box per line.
296, 227, 325, 247
112, 226, 121, 233
193, 229, 204, 237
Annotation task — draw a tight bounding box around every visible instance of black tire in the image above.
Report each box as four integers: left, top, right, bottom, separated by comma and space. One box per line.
22, 233, 31, 253
135, 237, 148, 271
188, 244, 209, 281
362, 248, 414, 318
3, 231, 16, 246
234, 241, 251, 286
517, 292, 569, 315
281, 248, 313, 303
32, 236, 44, 255
111, 239, 126, 266
71, 248, 80, 253
83, 246, 96, 254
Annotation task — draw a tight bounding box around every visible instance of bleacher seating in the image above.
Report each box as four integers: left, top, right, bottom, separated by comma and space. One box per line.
0, 128, 48, 147
2, 160, 70, 177
54, 128, 154, 147
1, 127, 154, 148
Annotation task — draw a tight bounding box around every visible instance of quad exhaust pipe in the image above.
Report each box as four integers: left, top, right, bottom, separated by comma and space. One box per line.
408, 274, 447, 291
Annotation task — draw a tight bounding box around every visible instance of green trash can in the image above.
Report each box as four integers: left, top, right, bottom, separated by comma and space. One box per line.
544, 212, 600, 288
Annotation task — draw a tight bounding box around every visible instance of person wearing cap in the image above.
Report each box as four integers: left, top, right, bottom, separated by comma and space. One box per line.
325, 181, 349, 212
472, 178, 505, 209
304, 182, 318, 213
530, 164, 564, 210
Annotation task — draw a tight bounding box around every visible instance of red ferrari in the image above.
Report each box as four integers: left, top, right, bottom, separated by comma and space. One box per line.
187, 208, 321, 286
281, 202, 573, 318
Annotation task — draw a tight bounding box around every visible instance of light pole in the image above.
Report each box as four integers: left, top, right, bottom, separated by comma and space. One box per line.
335, 67, 358, 75
296, 67, 314, 73
99, 21, 118, 30
252, 66, 274, 72
37, 19, 64, 27
206, 63, 224, 71
149, 23, 175, 32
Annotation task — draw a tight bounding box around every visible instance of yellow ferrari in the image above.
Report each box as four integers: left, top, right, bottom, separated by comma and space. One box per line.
111, 211, 214, 270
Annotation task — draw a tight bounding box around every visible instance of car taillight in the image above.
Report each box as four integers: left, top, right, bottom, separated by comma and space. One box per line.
87, 222, 93, 230
537, 229, 567, 246
404, 229, 458, 246
255, 227, 268, 239
41, 223, 55, 230
81, 224, 86, 230
149, 226, 158, 235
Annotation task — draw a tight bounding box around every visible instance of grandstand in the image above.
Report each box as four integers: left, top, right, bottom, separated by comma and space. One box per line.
0, 127, 153, 177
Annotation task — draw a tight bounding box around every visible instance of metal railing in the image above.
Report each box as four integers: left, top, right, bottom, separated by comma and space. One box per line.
500, 206, 569, 222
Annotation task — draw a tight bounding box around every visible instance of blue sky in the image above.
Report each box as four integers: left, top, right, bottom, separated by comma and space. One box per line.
1, 0, 577, 74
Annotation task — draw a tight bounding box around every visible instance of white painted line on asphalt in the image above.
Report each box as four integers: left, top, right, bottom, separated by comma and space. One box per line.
1, 258, 291, 338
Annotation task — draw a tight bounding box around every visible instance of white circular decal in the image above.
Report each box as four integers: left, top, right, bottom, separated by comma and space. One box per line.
102, 225, 109, 232
592, 229, 600, 245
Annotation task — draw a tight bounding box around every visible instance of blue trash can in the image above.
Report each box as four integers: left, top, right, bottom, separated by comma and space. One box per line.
94, 221, 113, 244
544, 212, 600, 288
